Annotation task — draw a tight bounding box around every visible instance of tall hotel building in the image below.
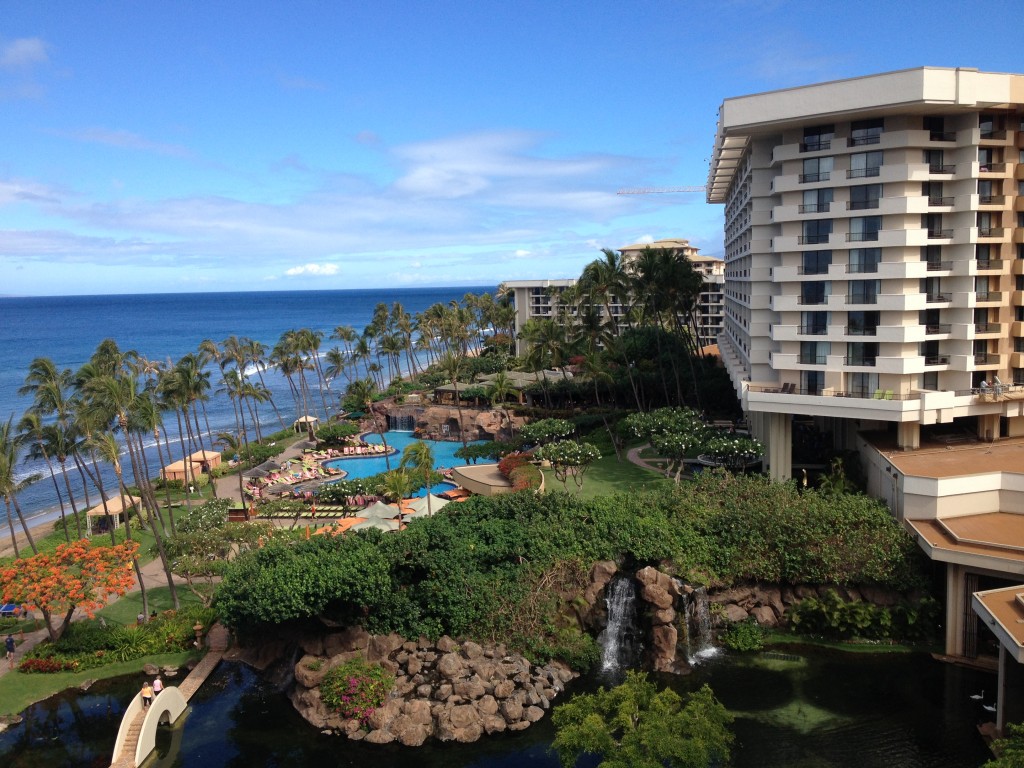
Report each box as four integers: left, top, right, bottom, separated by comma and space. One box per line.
710, 68, 1024, 680
708, 67, 1024, 481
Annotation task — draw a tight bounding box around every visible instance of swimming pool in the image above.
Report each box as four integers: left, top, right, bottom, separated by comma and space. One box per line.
321, 432, 483, 483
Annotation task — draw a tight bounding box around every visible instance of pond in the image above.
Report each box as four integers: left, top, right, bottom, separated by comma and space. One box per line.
0, 650, 996, 767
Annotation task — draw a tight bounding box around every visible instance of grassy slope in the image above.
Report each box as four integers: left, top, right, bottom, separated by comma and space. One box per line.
541, 447, 672, 499
0, 650, 200, 716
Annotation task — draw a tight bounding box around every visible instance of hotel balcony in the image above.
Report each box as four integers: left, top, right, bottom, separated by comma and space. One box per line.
977, 194, 1008, 208
971, 291, 1003, 307
1015, 290, 1024, 306
972, 352, 1002, 369
970, 259, 1006, 276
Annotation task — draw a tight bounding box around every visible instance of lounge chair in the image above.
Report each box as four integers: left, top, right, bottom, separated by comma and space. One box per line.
884, 390, 893, 400
872, 389, 884, 399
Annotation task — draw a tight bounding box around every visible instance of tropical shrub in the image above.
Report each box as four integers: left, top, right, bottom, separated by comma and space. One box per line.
788, 589, 937, 642
19, 657, 78, 674
720, 618, 765, 652
319, 657, 394, 725
508, 463, 542, 491
519, 418, 574, 446
315, 422, 360, 445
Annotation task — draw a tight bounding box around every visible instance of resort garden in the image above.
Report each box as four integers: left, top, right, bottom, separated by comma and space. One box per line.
0, 250, 961, 753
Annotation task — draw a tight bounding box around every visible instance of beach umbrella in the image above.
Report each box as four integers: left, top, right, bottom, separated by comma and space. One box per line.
361, 500, 402, 520
243, 467, 268, 478
256, 460, 282, 472
404, 495, 450, 516
352, 518, 400, 532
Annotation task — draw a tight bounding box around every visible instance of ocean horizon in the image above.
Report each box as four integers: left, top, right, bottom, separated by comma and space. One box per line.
0, 285, 494, 525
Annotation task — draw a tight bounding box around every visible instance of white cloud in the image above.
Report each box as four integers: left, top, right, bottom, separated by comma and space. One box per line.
0, 38, 48, 70
59, 127, 193, 158
636, 234, 655, 244
514, 249, 531, 257
284, 262, 339, 276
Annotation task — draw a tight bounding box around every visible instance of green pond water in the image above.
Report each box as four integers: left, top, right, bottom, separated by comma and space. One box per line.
0, 649, 997, 767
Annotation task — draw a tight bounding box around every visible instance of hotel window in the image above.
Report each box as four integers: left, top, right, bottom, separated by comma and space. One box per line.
849, 216, 881, 242
924, 116, 953, 141
801, 219, 832, 244
979, 113, 1003, 138
847, 310, 879, 336
849, 151, 883, 178
849, 184, 882, 210
925, 149, 953, 173
849, 118, 884, 146
849, 248, 880, 273
921, 371, 938, 391
923, 181, 948, 205
801, 156, 833, 183
977, 244, 994, 269
978, 179, 995, 203
924, 213, 949, 238
976, 276, 993, 300
977, 212, 997, 237
979, 147, 1000, 170
801, 250, 831, 275
848, 280, 880, 304
801, 187, 833, 213
801, 124, 834, 152
799, 340, 829, 365
922, 277, 946, 301
802, 370, 824, 395
921, 245, 944, 269
800, 281, 829, 305
846, 341, 878, 366
849, 372, 879, 397
800, 311, 828, 335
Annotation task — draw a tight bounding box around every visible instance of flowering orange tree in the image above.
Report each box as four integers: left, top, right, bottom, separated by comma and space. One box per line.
0, 538, 138, 642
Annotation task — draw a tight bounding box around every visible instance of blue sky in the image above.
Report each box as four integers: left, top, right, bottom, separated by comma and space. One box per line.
2, 0, 1022, 296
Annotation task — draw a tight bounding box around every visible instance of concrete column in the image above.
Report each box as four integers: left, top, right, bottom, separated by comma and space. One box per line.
945, 564, 964, 657
762, 412, 792, 482
997, 644, 1007, 737
977, 413, 1000, 442
896, 421, 920, 451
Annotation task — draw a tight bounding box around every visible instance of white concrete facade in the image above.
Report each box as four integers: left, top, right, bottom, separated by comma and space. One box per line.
708, 67, 1024, 479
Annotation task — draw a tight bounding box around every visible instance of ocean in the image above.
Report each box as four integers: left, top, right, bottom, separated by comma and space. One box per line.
0, 286, 493, 525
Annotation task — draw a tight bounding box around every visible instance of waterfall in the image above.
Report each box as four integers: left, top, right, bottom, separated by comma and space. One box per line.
599, 576, 641, 676
681, 586, 720, 665
388, 414, 415, 431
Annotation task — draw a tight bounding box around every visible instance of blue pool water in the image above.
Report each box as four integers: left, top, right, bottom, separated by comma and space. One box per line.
322, 431, 482, 483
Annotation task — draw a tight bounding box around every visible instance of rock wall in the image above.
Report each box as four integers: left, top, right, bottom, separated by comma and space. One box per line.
289, 628, 576, 745
383, 404, 523, 443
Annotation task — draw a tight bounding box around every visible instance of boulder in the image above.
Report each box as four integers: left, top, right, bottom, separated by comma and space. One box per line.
649, 624, 678, 671
390, 717, 431, 747
324, 627, 370, 657
751, 605, 779, 627
454, 677, 486, 700
367, 633, 404, 663
437, 652, 465, 679
524, 706, 545, 723
723, 604, 749, 623
641, 582, 674, 610
493, 679, 516, 699
477, 695, 499, 716
366, 698, 402, 731
500, 698, 524, 723
462, 640, 484, 659
652, 606, 676, 625
482, 714, 507, 735
363, 729, 396, 744
406, 655, 423, 676
294, 656, 329, 688
436, 635, 459, 653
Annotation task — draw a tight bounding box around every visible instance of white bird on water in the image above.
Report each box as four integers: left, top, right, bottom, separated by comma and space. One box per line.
970, 690, 985, 700
983, 703, 997, 713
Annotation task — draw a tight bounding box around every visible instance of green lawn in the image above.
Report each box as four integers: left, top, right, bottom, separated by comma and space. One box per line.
542, 450, 672, 499
0, 650, 200, 716
98, 586, 206, 627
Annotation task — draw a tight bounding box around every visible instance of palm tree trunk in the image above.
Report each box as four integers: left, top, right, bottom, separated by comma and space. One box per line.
113, 466, 148, 616
58, 459, 83, 539
4, 499, 21, 558
9, 494, 38, 554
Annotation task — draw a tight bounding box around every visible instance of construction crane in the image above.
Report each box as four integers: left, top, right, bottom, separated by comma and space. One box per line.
617, 186, 706, 195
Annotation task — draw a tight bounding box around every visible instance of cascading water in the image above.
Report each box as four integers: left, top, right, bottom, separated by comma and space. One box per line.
599, 576, 642, 676
388, 414, 415, 431
680, 586, 720, 665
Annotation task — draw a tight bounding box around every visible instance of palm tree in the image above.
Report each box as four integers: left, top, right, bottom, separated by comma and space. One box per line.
400, 441, 436, 517
92, 431, 148, 615
378, 469, 414, 506
17, 411, 73, 542
0, 416, 40, 556
486, 371, 517, 438
438, 352, 469, 448
243, 338, 287, 429
347, 378, 391, 471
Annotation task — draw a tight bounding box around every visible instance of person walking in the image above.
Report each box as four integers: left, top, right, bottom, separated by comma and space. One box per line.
152, 675, 164, 696
5, 634, 15, 669
141, 681, 154, 709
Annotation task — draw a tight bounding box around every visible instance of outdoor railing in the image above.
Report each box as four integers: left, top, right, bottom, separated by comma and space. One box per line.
797, 325, 828, 335
845, 294, 879, 304
846, 262, 879, 273
979, 163, 1007, 173
798, 354, 827, 365
924, 355, 950, 366
975, 322, 1002, 333
746, 385, 917, 400
799, 172, 830, 183
980, 130, 1007, 140
927, 229, 953, 239
843, 356, 877, 366
978, 227, 1005, 237
845, 325, 877, 336
800, 139, 831, 152
848, 134, 882, 146
974, 353, 1000, 365
925, 260, 953, 271
926, 293, 952, 302
929, 131, 956, 142
925, 324, 951, 334
798, 234, 830, 244
929, 164, 956, 174
847, 199, 880, 210
846, 232, 879, 242
975, 259, 1002, 270
979, 195, 1005, 205
928, 196, 953, 206
799, 202, 830, 213
847, 167, 881, 178
976, 291, 1002, 302
797, 265, 830, 275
